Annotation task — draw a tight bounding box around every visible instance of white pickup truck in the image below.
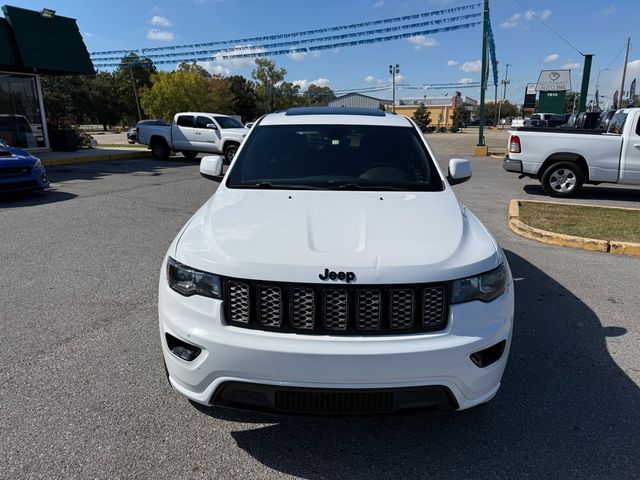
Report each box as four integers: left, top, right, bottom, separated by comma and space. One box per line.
137, 112, 249, 162
503, 108, 640, 196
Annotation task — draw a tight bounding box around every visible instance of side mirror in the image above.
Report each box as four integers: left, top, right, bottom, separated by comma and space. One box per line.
200, 155, 224, 181
447, 158, 472, 185
206, 123, 218, 130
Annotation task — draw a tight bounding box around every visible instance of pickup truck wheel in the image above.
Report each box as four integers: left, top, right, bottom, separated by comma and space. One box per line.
151, 140, 170, 160
182, 151, 198, 160
224, 143, 239, 164
541, 162, 583, 197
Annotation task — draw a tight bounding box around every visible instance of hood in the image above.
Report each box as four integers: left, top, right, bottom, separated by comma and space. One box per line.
0, 147, 39, 166
223, 128, 249, 138
175, 187, 501, 284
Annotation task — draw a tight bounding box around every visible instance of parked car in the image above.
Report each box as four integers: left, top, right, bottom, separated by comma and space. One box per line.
468, 118, 495, 127
127, 119, 168, 144
510, 118, 525, 128
0, 139, 49, 193
159, 107, 514, 414
137, 112, 249, 162
547, 114, 571, 128
575, 111, 601, 129
504, 108, 640, 196
0, 114, 38, 148
244, 122, 255, 130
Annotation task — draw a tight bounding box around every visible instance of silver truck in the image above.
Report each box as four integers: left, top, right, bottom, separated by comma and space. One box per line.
503, 108, 640, 196
137, 112, 249, 162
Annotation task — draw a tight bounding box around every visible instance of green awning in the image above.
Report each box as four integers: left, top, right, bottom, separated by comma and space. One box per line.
0, 5, 94, 75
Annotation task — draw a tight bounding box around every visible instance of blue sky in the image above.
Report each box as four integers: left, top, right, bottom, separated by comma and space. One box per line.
15, 0, 640, 106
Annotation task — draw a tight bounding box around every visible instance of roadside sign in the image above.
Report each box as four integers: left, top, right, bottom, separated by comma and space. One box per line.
536, 70, 571, 92
538, 91, 566, 114
524, 83, 537, 109
526, 83, 537, 95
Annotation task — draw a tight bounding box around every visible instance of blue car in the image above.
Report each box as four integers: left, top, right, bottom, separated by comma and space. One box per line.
0, 140, 49, 193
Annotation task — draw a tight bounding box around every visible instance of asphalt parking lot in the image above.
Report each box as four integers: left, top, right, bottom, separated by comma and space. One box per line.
1, 136, 639, 479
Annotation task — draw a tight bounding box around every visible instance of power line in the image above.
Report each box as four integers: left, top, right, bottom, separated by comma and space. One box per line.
511, 0, 583, 56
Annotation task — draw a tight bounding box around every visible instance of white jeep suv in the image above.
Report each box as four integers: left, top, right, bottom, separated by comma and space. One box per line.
158, 107, 514, 415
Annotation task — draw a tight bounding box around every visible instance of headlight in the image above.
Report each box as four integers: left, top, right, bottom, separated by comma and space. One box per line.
167, 257, 221, 299
451, 263, 507, 304
33, 158, 44, 169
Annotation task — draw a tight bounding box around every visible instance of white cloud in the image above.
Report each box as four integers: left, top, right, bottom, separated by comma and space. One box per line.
364, 75, 376, 83
628, 59, 640, 70
407, 35, 439, 50
460, 60, 482, 72
146, 29, 175, 41
83, 31, 93, 38
210, 45, 267, 72
500, 13, 520, 28
292, 78, 331, 91
459, 77, 474, 85
601, 4, 616, 14
373, 0, 384, 6
149, 15, 172, 27
502, 9, 551, 28
544, 53, 559, 63
561, 61, 581, 70
287, 50, 308, 61
447, 59, 458, 67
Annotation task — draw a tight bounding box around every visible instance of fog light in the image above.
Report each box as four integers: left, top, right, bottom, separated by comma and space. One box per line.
165, 333, 201, 362
470, 340, 506, 368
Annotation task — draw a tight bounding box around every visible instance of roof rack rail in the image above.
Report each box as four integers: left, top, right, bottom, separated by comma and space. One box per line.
285, 107, 386, 117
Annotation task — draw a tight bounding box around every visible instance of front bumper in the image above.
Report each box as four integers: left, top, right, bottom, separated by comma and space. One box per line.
159, 274, 514, 413
0, 168, 49, 193
502, 157, 523, 173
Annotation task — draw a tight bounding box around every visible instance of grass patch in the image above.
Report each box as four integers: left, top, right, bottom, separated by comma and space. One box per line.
519, 202, 640, 243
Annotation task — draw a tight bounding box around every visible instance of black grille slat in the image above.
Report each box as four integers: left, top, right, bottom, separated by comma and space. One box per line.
223, 278, 448, 335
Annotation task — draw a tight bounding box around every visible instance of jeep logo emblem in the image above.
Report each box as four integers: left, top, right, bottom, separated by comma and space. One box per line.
319, 268, 356, 283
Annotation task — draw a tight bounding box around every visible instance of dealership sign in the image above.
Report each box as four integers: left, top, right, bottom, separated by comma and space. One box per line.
536, 70, 571, 91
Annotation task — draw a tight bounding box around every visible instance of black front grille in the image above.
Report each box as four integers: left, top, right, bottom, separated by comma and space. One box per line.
0, 166, 31, 179
223, 277, 449, 335
212, 381, 457, 414
0, 180, 38, 191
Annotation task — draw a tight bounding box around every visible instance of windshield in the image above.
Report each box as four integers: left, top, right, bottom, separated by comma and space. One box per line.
226, 124, 444, 191
214, 116, 244, 129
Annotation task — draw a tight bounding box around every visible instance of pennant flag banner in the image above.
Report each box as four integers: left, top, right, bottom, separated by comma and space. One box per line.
90, 3, 480, 57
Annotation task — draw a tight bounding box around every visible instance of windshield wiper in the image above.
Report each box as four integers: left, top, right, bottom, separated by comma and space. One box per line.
238, 182, 322, 190
328, 183, 408, 191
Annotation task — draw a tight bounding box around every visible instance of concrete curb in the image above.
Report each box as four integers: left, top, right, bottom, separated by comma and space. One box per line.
507, 199, 640, 257
42, 150, 152, 168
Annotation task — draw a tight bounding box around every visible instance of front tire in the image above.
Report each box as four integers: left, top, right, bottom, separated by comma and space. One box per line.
540, 162, 583, 197
182, 151, 198, 160
223, 143, 239, 164
151, 139, 170, 160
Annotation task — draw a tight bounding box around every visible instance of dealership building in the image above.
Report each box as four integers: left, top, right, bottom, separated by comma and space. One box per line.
0, 5, 94, 151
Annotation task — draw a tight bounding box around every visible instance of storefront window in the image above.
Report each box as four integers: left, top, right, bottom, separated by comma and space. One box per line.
0, 73, 45, 148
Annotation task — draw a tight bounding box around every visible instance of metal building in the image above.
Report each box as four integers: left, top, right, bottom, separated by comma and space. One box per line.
327, 93, 392, 110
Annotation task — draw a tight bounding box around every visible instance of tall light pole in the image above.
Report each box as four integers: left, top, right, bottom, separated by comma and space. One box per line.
594, 68, 609, 110
617, 37, 631, 108
475, 0, 489, 154
389, 64, 400, 113
497, 63, 511, 124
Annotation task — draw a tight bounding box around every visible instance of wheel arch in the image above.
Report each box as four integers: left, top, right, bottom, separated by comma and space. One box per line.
539, 153, 589, 181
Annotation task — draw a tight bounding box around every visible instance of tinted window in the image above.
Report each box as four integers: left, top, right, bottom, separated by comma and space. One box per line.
214, 116, 244, 129
226, 125, 444, 191
607, 112, 628, 134
196, 116, 213, 129
530, 114, 541, 120
176, 115, 194, 127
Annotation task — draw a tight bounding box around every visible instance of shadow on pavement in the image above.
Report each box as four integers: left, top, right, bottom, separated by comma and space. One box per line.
0, 189, 77, 208
523, 183, 640, 202
194, 250, 639, 479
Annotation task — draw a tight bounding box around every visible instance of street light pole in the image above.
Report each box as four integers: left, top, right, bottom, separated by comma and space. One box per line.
617, 37, 631, 108
475, 0, 489, 154
595, 68, 609, 110
497, 63, 511, 124
389, 64, 399, 113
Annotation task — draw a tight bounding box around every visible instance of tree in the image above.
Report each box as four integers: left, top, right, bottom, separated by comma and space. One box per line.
140, 71, 214, 120
228, 75, 260, 122
208, 74, 234, 113
251, 58, 286, 113
274, 82, 304, 110
305, 84, 336, 106
450, 105, 470, 132
412, 103, 431, 127
177, 61, 211, 78
88, 72, 128, 130
484, 100, 519, 120
116, 53, 157, 123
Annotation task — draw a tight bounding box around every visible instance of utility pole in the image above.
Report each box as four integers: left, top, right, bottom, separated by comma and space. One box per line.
618, 37, 631, 109
595, 68, 609, 110
129, 67, 142, 122
497, 63, 511, 124
475, 0, 489, 155
389, 64, 400, 113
